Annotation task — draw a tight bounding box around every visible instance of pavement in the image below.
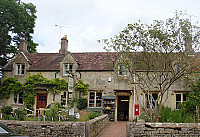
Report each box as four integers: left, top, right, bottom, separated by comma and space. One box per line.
97, 122, 127, 137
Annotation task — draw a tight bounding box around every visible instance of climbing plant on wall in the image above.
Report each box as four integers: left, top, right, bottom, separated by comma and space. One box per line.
23, 73, 68, 109
74, 80, 89, 96
0, 77, 22, 99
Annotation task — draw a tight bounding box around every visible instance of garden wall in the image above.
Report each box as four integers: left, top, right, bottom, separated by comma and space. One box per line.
0, 114, 109, 137
127, 122, 200, 137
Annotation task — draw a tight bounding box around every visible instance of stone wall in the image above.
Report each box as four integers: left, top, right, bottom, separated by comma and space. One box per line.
127, 122, 200, 137
0, 114, 109, 137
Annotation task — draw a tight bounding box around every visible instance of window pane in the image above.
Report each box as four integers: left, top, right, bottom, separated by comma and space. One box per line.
89, 92, 95, 107
69, 64, 73, 72
145, 94, 150, 108
17, 65, 20, 74
183, 93, 186, 101
176, 94, 181, 101
18, 92, 23, 104
96, 92, 102, 107
89, 92, 95, 99
21, 64, 25, 74
13, 92, 17, 103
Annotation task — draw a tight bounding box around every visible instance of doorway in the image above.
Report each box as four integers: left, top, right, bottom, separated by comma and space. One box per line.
36, 93, 47, 109
117, 96, 129, 121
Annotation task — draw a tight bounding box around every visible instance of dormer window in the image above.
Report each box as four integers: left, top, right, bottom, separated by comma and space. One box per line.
16, 64, 25, 75
63, 64, 73, 75
118, 65, 129, 76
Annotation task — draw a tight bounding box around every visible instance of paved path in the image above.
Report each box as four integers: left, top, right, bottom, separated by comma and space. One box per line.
98, 122, 127, 137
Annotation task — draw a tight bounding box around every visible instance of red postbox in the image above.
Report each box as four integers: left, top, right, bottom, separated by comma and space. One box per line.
134, 104, 139, 116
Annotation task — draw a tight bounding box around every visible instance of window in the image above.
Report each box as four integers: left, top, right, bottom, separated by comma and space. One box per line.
63, 64, 73, 75
175, 93, 186, 109
12, 92, 23, 104
89, 91, 102, 108
118, 65, 128, 76
145, 92, 158, 108
16, 64, 25, 75
61, 91, 66, 106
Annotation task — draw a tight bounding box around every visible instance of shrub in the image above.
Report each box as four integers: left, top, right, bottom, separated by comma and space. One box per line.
14, 109, 26, 121
1, 106, 12, 116
76, 98, 88, 110
159, 106, 194, 123
46, 102, 63, 121
88, 111, 101, 120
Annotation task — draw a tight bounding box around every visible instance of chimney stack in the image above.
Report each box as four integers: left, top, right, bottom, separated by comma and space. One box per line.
19, 37, 28, 53
59, 35, 68, 54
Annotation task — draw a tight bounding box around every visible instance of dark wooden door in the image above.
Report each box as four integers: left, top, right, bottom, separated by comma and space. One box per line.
36, 93, 47, 109
117, 96, 129, 121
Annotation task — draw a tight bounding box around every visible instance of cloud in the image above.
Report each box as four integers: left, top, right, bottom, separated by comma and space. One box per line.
22, 0, 200, 53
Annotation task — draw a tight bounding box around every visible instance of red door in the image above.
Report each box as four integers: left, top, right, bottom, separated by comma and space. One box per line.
36, 94, 47, 109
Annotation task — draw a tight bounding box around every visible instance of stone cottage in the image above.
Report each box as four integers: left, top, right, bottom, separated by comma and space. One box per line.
1, 36, 199, 122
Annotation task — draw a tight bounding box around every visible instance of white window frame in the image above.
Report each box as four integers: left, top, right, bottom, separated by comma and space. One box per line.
12, 92, 23, 104
63, 64, 73, 75
118, 65, 129, 76
88, 91, 102, 108
16, 64, 25, 75
175, 93, 187, 109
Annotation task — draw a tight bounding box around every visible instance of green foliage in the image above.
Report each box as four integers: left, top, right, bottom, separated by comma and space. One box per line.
74, 80, 89, 95
23, 73, 68, 108
0, 0, 37, 66
1, 106, 12, 115
88, 111, 101, 120
46, 102, 63, 121
14, 109, 26, 121
159, 106, 193, 123
48, 78, 68, 94
76, 98, 88, 110
0, 77, 22, 99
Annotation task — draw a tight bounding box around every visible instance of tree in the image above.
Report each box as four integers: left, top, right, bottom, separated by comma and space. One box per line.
0, 0, 37, 66
100, 11, 200, 122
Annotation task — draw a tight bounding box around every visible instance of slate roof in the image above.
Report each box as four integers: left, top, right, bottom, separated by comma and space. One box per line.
3, 52, 119, 71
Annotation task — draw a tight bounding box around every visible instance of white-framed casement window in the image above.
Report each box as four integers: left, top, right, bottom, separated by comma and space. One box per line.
175, 93, 187, 109
16, 64, 25, 75
88, 91, 102, 108
144, 92, 159, 109
12, 92, 23, 104
63, 64, 73, 75
118, 65, 129, 76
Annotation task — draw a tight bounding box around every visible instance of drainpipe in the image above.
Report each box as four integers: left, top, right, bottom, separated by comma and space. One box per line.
133, 73, 136, 120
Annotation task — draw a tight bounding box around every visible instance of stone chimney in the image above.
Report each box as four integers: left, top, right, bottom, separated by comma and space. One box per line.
19, 37, 28, 52
59, 35, 68, 54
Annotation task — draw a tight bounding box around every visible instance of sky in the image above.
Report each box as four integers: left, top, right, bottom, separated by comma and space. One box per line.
22, 0, 200, 53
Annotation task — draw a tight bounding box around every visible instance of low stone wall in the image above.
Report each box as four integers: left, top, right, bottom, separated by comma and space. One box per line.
0, 114, 109, 137
86, 114, 109, 137
127, 122, 200, 137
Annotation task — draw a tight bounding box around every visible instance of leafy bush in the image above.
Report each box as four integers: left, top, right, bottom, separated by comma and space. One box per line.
159, 106, 193, 123
88, 111, 101, 120
76, 98, 88, 110
1, 106, 12, 116
46, 102, 63, 121
14, 109, 26, 121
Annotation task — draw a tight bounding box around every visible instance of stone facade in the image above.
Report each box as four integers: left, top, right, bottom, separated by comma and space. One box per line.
0, 114, 109, 137
127, 122, 200, 137
1, 37, 198, 122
